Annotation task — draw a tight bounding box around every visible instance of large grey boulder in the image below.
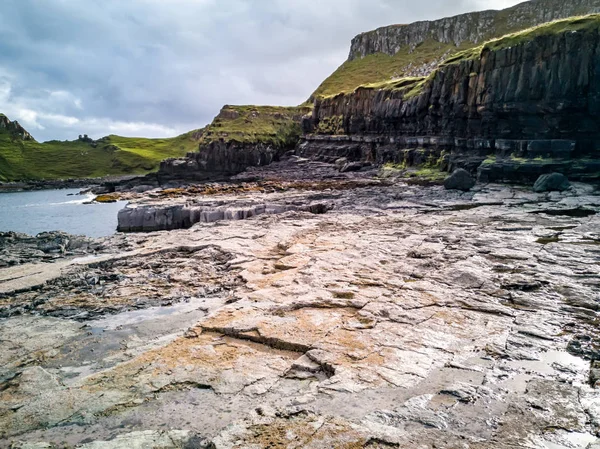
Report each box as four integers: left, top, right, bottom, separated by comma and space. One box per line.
533, 173, 571, 192
444, 169, 475, 191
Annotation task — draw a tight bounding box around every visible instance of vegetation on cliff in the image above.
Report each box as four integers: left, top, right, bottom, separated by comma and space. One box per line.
0, 118, 203, 181
198, 105, 312, 147
324, 14, 600, 102
312, 0, 600, 98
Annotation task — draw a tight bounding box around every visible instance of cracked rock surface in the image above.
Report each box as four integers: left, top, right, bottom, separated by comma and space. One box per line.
1, 178, 599, 448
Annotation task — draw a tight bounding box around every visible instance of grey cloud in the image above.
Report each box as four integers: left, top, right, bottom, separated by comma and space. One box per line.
0, 0, 522, 141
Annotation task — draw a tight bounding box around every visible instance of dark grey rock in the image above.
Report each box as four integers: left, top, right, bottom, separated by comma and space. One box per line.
533, 173, 571, 193
444, 169, 475, 191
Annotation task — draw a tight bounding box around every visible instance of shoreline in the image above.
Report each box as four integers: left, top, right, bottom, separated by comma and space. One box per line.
0, 174, 146, 193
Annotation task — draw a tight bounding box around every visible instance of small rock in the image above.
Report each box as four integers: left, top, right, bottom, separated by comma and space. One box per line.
334, 157, 348, 169
533, 172, 570, 192
444, 169, 475, 191
340, 162, 363, 173
184, 328, 200, 339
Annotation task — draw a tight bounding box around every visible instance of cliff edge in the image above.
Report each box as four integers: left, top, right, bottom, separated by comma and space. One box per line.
314, 0, 600, 98
299, 15, 600, 183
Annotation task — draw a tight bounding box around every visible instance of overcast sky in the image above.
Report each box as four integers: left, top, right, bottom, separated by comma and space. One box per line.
0, 0, 523, 141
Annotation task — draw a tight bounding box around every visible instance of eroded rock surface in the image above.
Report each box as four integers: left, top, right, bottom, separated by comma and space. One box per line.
1, 177, 599, 448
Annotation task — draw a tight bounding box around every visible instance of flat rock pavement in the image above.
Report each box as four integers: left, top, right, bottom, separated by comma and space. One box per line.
1, 181, 600, 448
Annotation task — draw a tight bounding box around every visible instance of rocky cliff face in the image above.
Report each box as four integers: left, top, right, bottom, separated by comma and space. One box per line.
158, 140, 291, 182
349, 0, 600, 60
0, 114, 34, 141
300, 16, 600, 182
158, 105, 309, 182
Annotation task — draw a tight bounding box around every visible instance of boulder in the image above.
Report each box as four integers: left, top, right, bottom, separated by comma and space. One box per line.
533, 173, 571, 193
444, 169, 475, 191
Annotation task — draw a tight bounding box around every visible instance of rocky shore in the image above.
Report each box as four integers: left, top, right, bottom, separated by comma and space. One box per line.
1, 3, 599, 448
1, 161, 599, 448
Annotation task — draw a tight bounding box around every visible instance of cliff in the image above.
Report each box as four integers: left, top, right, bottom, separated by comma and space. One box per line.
0, 114, 34, 141
313, 0, 600, 98
158, 105, 311, 182
349, 0, 600, 59
298, 15, 600, 182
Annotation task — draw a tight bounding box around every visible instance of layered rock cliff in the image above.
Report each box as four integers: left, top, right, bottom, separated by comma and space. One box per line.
349, 0, 600, 60
313, 0, 600, 99
156, 2, 600, 186
158, 105, 310, 182
299, 15, 600, 182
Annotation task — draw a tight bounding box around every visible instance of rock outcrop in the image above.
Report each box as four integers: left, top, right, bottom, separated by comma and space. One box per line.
349, 0, 600, 61
158, 105, 309, 182
0, 114, 34, 141
444, 168, 475, 191
533, 172, 572, 192
300, 16, 600, 183
159, 141, 286, 182
117, 200, 330, 232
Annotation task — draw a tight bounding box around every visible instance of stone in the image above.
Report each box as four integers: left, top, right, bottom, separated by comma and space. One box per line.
334, 157, 348, 169
340, 162, 363, 173
444, 169, 475, 191
533, 173, 571, 193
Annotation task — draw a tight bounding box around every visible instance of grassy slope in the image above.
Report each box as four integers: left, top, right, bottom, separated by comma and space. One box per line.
329, 14, 600, 100
0, 104, 312, 181
312, 4, 600, 98
198, 105, 312, 146
313, 39, 471, 98
0, 128, 203, 182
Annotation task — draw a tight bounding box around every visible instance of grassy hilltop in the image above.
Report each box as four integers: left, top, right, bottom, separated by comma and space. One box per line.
197, 105, 312, 146
0, 105, 311, 181
0, 123, 203, 182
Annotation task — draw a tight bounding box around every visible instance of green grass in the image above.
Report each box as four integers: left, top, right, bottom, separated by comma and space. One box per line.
312, 13, 600, 99
437, 14, 600, 68
199, 104, 312, 146
0, 126, 203, 182
313, 40, 465, 98
0, 104, 312, 181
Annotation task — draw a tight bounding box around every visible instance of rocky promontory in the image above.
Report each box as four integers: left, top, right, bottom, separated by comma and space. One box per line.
348, 0, 600, 60
300, 15, 600, 184
155, 13, 600, 189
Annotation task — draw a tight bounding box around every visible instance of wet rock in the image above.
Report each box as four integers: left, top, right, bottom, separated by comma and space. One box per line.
117, 201, 330, 232
444, 169, 475, 191
1, 180, 600, 446
533, 172, 571, 193
0, 231, 99, 267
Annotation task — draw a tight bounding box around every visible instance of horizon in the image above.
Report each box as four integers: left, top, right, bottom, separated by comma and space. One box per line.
0, 0, 522, 142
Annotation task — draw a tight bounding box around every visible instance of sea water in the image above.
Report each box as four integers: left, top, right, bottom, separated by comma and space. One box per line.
0, 188, 126, 237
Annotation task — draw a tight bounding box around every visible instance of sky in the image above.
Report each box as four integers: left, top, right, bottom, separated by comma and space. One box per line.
0, 0, 524, 142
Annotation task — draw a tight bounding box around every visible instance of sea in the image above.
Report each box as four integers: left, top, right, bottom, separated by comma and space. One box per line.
0, 188, 126, 238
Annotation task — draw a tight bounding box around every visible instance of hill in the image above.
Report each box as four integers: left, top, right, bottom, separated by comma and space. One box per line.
312, 0, 600, 98
0, 114, 203, 182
